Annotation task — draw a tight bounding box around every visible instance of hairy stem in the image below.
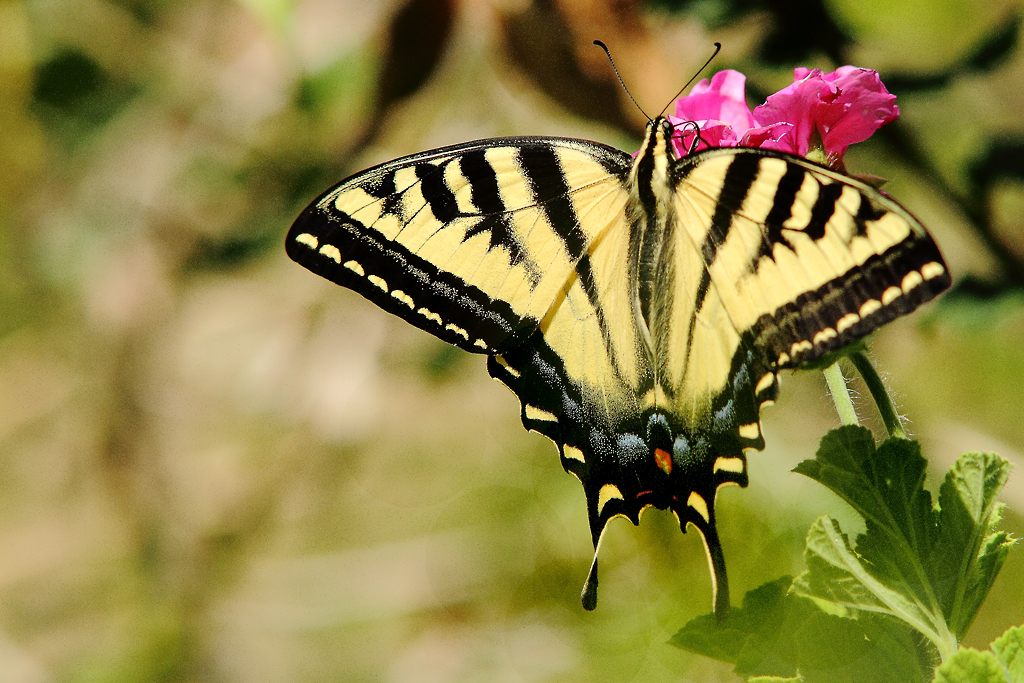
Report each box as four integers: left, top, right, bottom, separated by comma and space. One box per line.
849, 351, 907, 440
824, 362, 859, 426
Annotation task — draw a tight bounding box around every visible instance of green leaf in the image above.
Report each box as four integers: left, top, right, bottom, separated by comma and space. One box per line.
793, 426, 884, 522
990, 625, 1024, 682
794, 515, 949, 655
794, 428, 938, 574
671, 577, 930, 682
930, 453, 1015, 637
671, 576, 797, 677
699, 428, 1015, 679
789, 426, 1024, 661
793, 427, 955, 657
932, 649, 1007, 683
852, 438, 939, 607
858, 616, 939, 681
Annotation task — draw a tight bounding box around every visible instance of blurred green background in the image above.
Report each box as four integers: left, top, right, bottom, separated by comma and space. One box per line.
1, 0, 1023, 681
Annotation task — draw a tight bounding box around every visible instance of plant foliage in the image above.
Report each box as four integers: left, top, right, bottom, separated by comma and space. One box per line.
672, 425, 1015, 682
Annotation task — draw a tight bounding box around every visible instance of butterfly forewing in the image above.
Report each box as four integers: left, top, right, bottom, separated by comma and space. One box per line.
287, 138, 633, 353
671, 148, 950, 373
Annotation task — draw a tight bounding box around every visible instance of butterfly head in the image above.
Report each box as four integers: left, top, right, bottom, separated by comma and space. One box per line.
650, 116, 677, 156
631, 117, 680, 207
636, 116, 684, 173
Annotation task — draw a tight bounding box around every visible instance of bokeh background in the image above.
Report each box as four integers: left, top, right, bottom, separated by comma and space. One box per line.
2, 0, 1023, 681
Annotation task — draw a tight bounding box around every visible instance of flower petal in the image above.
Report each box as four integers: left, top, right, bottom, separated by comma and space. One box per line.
674, 70, 756, 135
739, 122, 794, 151
751, 68, 838, 156
659, 65, 898, 161
817, 66, 899, 157
751, 66, 898, 159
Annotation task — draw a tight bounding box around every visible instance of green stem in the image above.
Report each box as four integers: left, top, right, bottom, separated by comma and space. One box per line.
849, 351, 908, 440
823, 362, 859, 426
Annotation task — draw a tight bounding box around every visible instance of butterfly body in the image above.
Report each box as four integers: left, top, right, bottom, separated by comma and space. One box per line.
287, 117, 949, 614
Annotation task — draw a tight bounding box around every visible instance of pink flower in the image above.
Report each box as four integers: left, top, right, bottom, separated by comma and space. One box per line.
668, 70, 755, 155
665, 65, 899, 166
751, 66, 899, 159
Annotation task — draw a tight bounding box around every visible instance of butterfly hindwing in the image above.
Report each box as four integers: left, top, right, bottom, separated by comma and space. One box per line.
487, 320, 769, 613
286, 138, 633, 353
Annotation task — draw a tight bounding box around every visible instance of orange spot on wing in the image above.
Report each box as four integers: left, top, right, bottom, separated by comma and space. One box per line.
654, 448, 673, 475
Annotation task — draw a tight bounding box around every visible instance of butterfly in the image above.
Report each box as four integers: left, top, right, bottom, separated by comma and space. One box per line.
286, 115, 949, 615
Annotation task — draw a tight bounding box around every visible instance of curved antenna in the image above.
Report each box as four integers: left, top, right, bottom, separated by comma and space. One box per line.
657, 42, 722, 118
593, 40, 651, 123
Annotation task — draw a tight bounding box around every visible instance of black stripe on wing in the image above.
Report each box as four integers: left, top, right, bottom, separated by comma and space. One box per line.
286, 136, 632, 353
515, 147, 617, 357
674, 147, 951, 369
459, 149, 530, 268
759, 161, 806, 255
517, 145, 589, 260
680, 152, 763, 366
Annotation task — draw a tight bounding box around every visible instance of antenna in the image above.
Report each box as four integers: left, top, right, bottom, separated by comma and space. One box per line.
593, 40, 650, 123
658, 42, 722, 118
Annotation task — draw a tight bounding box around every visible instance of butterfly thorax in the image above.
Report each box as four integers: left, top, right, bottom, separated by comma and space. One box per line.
627, 118, 701, 417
